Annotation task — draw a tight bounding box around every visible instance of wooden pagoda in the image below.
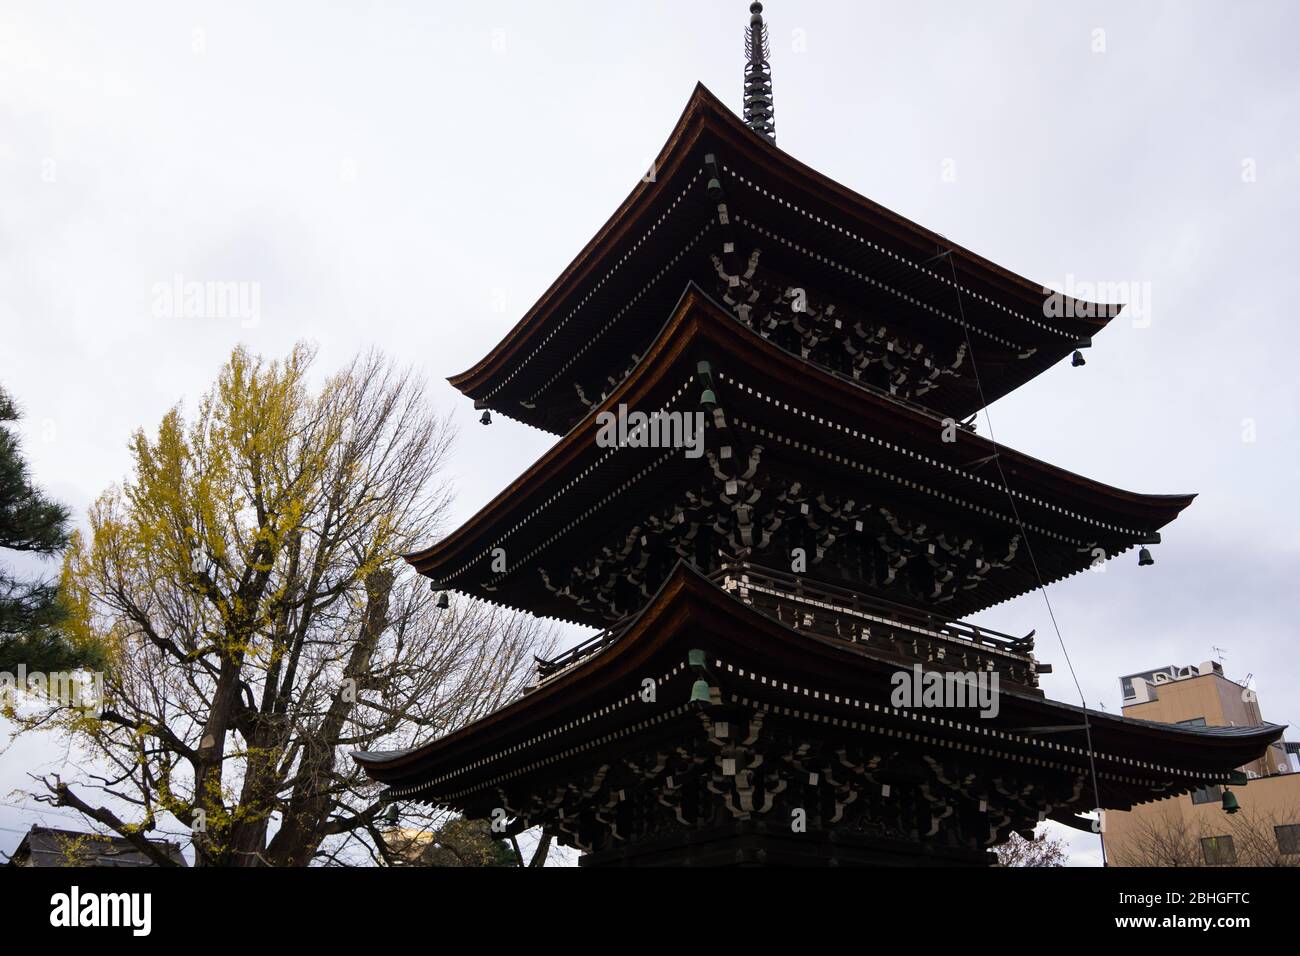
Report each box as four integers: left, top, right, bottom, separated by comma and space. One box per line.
355, 6, 1283, 866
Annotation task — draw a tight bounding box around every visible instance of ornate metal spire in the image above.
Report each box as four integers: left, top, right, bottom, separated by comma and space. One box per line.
743, 2, 775, 141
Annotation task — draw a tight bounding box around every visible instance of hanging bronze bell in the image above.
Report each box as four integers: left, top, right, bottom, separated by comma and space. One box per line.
1222, 788, 1240, 815
690, 679, 713, 704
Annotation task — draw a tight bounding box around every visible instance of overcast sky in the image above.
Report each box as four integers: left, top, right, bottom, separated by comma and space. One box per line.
2, 0, 1298, 865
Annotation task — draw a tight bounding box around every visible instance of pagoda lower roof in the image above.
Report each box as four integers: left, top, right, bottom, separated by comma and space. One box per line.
410, 285, 1193, 623
450, 83, 1120, 434
354, 564, 1283, 814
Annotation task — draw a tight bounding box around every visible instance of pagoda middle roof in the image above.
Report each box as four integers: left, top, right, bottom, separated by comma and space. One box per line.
450, 82, 1121, 435
411, 286, 1193, 623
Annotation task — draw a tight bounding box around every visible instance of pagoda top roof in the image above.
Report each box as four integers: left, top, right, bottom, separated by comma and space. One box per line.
355, 563, 1283, 813
412, 286, 1193, 623
450, 82, 1120, 434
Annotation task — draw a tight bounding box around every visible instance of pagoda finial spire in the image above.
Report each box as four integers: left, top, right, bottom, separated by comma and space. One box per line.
743, 2, 775, 141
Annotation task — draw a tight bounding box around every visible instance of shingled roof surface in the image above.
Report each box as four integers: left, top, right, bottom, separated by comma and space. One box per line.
7, 825, 188, 867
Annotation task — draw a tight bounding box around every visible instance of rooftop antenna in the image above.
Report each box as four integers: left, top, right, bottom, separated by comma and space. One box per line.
743, 2, 775, 141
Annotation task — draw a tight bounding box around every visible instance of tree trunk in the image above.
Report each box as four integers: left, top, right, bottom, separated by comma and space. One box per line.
266, 569, 393, 866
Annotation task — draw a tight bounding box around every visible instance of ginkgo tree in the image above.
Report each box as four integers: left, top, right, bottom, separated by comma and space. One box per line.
25, 344, 554, 866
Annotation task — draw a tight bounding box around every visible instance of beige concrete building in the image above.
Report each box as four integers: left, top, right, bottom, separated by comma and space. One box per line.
1103, 662, 1300, 866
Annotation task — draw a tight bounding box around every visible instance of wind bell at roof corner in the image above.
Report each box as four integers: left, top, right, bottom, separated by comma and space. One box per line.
688, 648, 715, 706
1072, 338, 1092, 368
1221, 787, 1240, 815
698, 360, 717, 407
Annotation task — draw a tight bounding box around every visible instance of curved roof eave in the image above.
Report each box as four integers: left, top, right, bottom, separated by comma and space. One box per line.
407, 284, 1193, 573
447, 82, 1119, 404
354, 562, 1283, 786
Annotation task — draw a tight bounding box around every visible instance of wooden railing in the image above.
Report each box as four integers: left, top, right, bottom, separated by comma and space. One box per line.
714, 562, 1035, 657
533, 562, 1039, 688
534, 620, 634, 682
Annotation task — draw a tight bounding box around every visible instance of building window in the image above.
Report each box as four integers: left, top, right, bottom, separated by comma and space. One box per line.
1201, 835, 1237, 865
1177, 717, 1207, 727
1190, 785, 1222, 806
1276, 824, 1300, 855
